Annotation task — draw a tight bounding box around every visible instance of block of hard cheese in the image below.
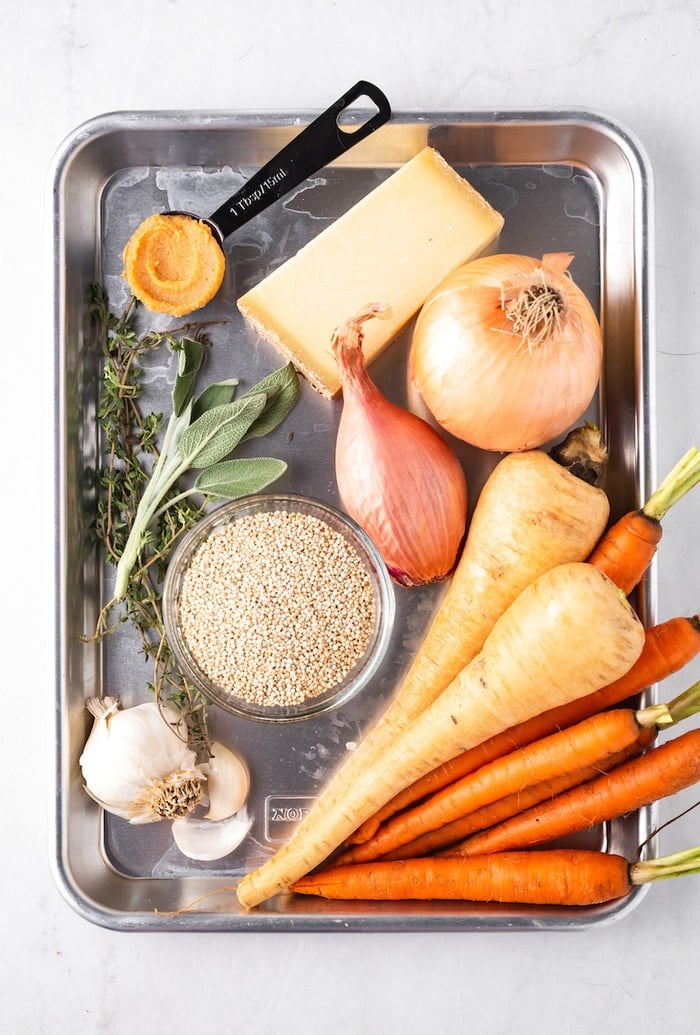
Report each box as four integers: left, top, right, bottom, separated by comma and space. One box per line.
237, 147, 504, 398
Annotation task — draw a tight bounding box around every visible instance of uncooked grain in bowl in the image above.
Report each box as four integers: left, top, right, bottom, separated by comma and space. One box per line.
177, 509, 376, 707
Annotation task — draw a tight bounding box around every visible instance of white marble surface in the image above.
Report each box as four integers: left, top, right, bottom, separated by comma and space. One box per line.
2, 0, 700, 1031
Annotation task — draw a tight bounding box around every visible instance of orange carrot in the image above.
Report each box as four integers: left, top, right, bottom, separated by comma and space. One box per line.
338, 690, 687, 865
445, 726, 700, 858
292, 845, 700, 906
347, 612, 700, 845
376, 731, 656, 862
588, 447, 700, 594
589, 512, 661, 593
237, 562, 644, 909
292, 850, 632, 905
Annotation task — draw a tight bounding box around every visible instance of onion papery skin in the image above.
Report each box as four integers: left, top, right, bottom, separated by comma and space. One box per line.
333, 305, 468, 587
409, 253, 603, 453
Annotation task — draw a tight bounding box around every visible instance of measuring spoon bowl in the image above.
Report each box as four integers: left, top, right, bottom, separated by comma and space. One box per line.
122, 81, 392, 317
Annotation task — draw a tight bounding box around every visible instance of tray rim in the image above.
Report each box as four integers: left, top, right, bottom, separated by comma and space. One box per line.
51, 106, 657, 932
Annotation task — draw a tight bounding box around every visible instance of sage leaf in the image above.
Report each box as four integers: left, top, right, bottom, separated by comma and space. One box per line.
178, 392, 268, 470
194, 457, 288, 498
172, 337, 206, 416
242, 362, 300, 440
191, 378, 239, 422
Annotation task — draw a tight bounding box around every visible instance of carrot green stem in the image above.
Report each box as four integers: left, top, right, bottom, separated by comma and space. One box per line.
665, 679, 700, 724
636, 679, 700, 729
630, 845, 700, 885
643, 447, 700, 522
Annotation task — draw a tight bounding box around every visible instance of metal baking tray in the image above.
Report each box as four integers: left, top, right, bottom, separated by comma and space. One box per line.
52, 107, 655, 931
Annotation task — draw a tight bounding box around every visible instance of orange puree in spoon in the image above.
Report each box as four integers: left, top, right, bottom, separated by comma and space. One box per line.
122, 213, 225, 317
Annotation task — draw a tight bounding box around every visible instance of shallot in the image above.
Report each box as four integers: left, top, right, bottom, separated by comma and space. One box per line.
332, 304, 467, 587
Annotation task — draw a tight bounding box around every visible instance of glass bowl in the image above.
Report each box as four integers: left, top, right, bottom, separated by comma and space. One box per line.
162, 493, 395, 721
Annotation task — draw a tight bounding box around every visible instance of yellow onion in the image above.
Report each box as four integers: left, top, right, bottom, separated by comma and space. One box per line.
333, 304, 468, 587
409, 252, 603, 452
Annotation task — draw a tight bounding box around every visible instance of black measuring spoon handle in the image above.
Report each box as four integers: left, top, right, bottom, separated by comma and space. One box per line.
208, 80, 391, 241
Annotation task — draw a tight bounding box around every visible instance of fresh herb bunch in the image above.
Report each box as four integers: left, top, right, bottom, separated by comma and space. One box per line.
87, 285, 300, 759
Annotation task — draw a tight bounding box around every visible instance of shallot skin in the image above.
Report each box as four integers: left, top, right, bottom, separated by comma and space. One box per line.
333, 305, 468, 587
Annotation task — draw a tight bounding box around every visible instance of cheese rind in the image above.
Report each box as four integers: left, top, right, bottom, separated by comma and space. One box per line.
237, 147, 504, 398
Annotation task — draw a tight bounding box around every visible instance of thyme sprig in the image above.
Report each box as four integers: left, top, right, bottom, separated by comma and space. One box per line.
86, 285, 299, 759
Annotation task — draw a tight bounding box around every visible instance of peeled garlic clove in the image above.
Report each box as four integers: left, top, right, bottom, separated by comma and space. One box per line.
202, 741, 250, 821
172, 809, 253, 861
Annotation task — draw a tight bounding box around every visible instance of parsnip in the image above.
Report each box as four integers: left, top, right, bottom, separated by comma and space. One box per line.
255, 446, 608, 854
376, 447, 610, 728
237, 563, 643, 908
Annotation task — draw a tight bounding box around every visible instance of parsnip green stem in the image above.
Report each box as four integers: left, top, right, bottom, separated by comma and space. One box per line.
548, 422, 608, 486
643, 447, 700, 522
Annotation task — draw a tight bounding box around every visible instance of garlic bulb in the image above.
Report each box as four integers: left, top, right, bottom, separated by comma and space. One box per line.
79, 697, 203, 824
80, 695, 253, 864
